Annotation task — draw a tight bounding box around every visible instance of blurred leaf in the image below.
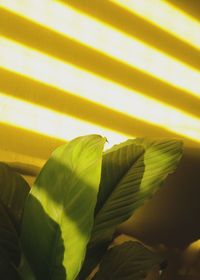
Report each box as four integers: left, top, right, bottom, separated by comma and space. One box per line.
0, 162, 30, 232
0, 251, 21, 280
18, 252, 36, 280
80, 138, 182, 278
21, 135, 106, 280
93, 241, 162, 280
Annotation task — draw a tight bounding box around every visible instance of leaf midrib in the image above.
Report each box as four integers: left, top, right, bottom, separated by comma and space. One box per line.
95, 144, 145, 223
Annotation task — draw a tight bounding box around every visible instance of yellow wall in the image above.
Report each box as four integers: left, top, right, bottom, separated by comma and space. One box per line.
0, 0, 200, 164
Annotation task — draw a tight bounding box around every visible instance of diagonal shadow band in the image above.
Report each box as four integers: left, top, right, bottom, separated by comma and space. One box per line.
0, 123, 65, 160
167, 0, 200, 20
1, 69, 200, 149
1, 8, 200, 118
59, 0, 200, 68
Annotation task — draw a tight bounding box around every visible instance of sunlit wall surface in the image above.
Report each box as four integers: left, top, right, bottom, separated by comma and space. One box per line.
0, 0, 200, 162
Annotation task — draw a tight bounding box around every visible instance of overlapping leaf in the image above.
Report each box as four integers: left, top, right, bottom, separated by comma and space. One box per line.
93, 241, 162, 280
92, 138, 183, 245
79, 138, 182, 278
21, 135, 106, 280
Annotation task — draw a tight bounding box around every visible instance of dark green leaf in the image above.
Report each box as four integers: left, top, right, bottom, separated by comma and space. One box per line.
0, 162, 30, 232
94, 241, 162, 280
18, 252, 36, 280
0, 251, 21, 280
0, 202, 20, 267
80, 138, 182, 278
21, 135, 106, 280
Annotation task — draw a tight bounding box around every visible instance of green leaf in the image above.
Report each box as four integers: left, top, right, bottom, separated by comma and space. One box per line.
0, 163, 28, 274
0, 251, 21, 280
93, 241, 162, 280
0, 202, 20, 267
79, 138, 182, 278
0, 162, 30, 232
18, 252, 36, 280
93, 138, 182, 245
21, 135, 106, 280
94, 140, 144, 215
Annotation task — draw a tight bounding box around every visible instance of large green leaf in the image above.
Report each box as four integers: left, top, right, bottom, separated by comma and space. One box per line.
0, 162, 30, 232
79, 138, 182, 278
93, 241, 162, 280
21, 135, 106, 280
92, 138, 182, 245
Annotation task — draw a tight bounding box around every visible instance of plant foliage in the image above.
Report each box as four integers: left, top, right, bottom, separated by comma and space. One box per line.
80, 138, 182, 278
0, 135, 183, 279
94, 241, 162, 280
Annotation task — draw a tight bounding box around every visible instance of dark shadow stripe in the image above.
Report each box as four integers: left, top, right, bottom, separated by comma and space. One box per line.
0, 68, 200, 148
0, 123, 65, 160
59, 0, 200, 69
167, 0, 200, 21
1, 9, 200, 118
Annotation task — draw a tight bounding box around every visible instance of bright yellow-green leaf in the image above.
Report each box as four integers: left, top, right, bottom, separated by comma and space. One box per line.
21, 135, 106, 280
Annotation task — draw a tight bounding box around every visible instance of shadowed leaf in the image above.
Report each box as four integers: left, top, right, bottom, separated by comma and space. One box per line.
93, 241, 162, 280
0, 162, 30, 232
0, 203, 20, 267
